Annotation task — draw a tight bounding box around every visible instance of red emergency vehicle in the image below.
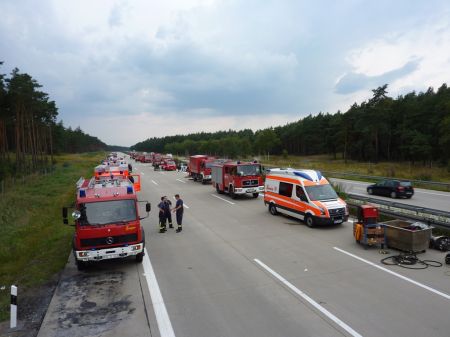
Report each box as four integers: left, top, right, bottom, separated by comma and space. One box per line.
211, 160, 264, 198
189, 155, 216, 183
161, 158, 177, 171
63, 176, 150, 270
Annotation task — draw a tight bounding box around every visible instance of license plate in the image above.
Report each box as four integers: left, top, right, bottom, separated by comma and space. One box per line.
406, 192, 412, 195
334, 219, 343, 224
247, 189, 255, 192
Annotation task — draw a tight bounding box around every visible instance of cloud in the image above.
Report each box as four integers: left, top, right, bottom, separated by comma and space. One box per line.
335, 60, 420, 94
1, 0, 450, 146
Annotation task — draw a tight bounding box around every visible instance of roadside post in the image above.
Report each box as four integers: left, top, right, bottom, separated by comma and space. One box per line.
10, 285, 17, 329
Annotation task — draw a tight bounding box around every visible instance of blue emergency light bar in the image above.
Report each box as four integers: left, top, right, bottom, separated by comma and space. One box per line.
127, 186, 133, 194
79, 189, 86, 198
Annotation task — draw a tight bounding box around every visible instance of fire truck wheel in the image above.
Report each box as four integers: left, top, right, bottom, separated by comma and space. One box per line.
76, 259, 87, 271
269, 204, 278, 215
252, 193, 259, 198
193, 176, 198, 181
305, 215, 315, 228
230, 186, 237, 199
216, 184, 223, 194
136, 252, 144, 263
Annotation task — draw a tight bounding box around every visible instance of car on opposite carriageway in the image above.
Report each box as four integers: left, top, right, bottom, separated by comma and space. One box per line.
367, 179, 414, 199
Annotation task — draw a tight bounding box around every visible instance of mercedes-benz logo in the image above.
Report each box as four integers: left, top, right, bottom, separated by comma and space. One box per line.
106, 236, 114, 245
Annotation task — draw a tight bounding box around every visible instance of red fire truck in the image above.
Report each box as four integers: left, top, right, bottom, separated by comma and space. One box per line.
189, 155, 216, 183
211, 160, 264, 198
63, 177, 150, 270
161, 158, 177, 171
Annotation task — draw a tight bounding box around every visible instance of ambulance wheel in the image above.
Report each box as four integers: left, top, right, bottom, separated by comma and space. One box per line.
269, 204, 278, 215
216, 184, 223, 194
136, 252, 144, 263
252, 193, 259, 198
230, 186, 237, 199
305, 215, 315, 228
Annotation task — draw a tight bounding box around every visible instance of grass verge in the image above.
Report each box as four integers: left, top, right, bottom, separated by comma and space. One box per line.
0, 152, 105, 322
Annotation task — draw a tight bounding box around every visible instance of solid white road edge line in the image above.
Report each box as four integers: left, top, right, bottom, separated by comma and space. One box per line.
143, 248, 176, 337
211, 194, 235, 205
254, 258, 363, 337
176, 179, 186, 184
151, 180, 158, 185
333, 247, 450, 300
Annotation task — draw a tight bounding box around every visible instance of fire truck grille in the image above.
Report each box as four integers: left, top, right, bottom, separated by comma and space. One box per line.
329, 208, 346, 217
80, 234, 138, 247
242, 179, 259, 187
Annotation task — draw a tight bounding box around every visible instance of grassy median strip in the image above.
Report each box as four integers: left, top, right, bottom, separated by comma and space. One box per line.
0, 152, 105, 322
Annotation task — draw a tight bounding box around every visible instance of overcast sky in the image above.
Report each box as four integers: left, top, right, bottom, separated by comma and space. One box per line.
1, 0, 449, 146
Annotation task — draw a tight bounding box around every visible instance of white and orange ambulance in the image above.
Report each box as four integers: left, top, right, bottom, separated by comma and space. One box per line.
264, 168, 348, 227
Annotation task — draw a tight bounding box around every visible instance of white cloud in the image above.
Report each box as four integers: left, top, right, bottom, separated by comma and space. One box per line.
2, 0, 450, 145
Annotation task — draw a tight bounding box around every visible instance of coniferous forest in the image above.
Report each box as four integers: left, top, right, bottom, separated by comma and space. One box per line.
0, 64, 107, 179
132, 84, 450, 167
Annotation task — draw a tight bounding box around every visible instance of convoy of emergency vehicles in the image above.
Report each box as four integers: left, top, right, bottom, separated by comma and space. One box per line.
64, 150, 348, 270
63, 152, 150, 270
129, 150, 348, 227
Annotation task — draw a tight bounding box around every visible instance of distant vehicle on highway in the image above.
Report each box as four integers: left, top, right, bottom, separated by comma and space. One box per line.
367, 179, 414, 199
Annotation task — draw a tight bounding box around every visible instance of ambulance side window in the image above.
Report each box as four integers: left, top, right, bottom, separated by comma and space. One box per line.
279, 182, 293, 197
296, 185, 308, 202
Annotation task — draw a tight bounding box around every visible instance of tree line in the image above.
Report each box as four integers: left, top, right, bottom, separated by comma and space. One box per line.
132, 84, 450, 165
0, 64, 107, 180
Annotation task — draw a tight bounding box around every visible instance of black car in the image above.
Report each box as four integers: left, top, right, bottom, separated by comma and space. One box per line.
367, 179, 414, 199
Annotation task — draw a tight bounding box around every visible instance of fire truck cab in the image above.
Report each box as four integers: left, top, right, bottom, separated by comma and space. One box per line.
63, 177, 150, 270
264, 168, 348, 227
211, 161, 264, 198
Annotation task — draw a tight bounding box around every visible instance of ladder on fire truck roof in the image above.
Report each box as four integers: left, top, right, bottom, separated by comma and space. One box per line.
76, 176, 133, 190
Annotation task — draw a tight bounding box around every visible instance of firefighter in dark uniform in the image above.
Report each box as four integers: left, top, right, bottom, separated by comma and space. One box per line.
163, 196, 173, 228
158, 197, 166, 233
172, 194, 184, 233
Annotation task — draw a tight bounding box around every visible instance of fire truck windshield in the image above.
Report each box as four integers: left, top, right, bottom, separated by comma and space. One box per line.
304, 185, 338, 201
237, 165, 261, 176
79, 199, 137, 225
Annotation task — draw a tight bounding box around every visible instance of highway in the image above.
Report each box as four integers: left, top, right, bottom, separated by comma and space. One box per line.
38, 161, 450, 337
330, 178, 450, 212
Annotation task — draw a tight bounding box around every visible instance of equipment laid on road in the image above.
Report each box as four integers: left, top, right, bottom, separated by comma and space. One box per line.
382, 219, 432, 253
353, 204, 386, 249
429, 235, 450, 251
381, 252, 442, 269
62, 176, 151, 270
264, 168, 348, 227
212, 160, 264, 198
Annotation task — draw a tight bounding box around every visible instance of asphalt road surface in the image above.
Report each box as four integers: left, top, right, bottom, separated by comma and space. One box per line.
330, 178, 450, 212
38, 160, 450, 337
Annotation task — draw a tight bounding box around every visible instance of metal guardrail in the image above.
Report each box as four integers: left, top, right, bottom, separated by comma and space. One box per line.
346, 193, 450, 229
322, 170, 450, 191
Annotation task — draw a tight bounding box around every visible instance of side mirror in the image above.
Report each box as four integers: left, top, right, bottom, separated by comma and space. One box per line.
146, 202, 151, 213
72, 210, 81, 219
